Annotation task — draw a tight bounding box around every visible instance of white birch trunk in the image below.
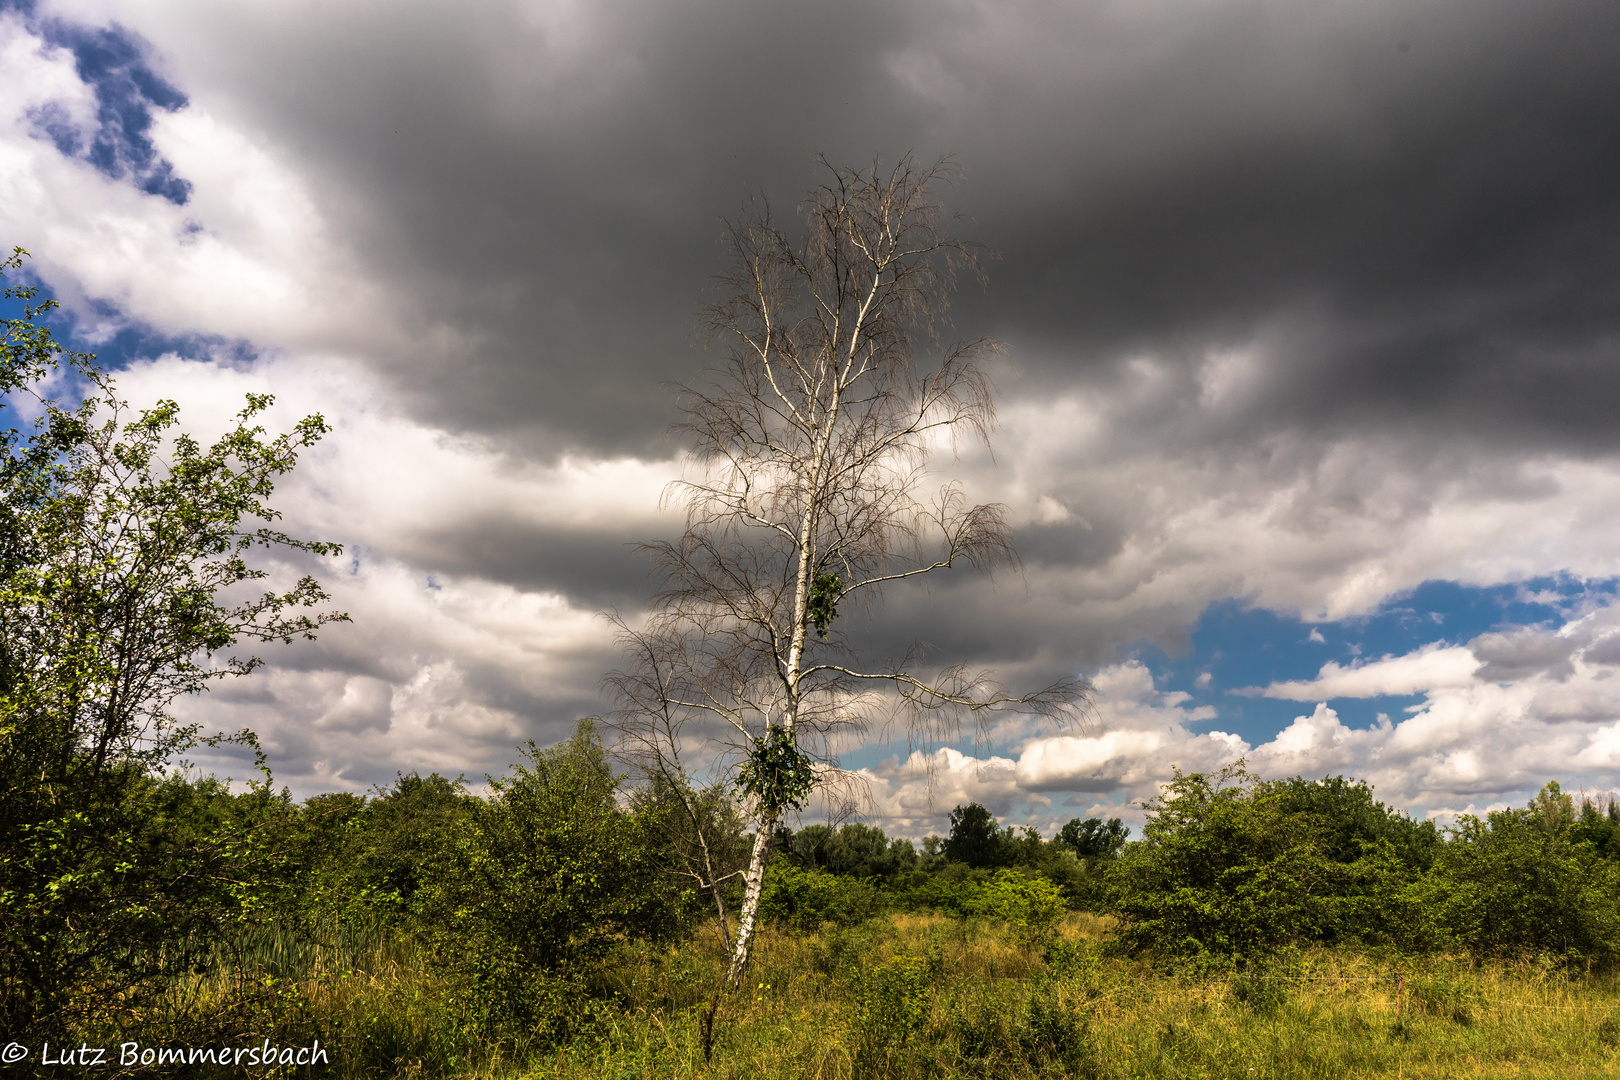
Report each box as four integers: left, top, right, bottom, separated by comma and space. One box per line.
718, 226, 887, 989
723, 388, 834, 985
724, 808, 778, 985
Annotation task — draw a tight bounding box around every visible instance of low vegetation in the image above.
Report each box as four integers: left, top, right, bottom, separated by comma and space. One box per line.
11, 716, 1620, 1078
55, 906, 1620, 1080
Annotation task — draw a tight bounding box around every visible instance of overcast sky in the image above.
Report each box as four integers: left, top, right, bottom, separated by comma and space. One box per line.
4, 0, 1620, 835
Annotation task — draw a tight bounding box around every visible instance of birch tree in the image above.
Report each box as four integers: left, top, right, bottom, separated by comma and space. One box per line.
606, 157, 1087, 987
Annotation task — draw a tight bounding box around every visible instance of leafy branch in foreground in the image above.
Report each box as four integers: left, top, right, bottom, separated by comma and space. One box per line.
0, 247, 348, 1031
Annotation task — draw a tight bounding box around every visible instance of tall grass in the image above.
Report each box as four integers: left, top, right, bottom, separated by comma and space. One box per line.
70, 915, 473, 1078
547, 914, 1620, 1080
102, 912, 1620, 1079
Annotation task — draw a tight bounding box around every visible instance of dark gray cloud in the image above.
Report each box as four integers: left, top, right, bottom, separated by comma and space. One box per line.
1582, 635, 1620, 667
115, 0, 1620, 462
402, 519, 657, 611
1470, 627, 1579, 682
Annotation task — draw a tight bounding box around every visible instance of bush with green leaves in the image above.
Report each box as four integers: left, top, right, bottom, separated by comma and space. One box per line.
1571, 792, 1620, 860
1400, 782, 1620, 960
963, 869, 1066, 941
274, 772, 472, 928
418, 721, 678, 1037
757, 863, 889, 931
1104, 763, 1352, 958
850, 951, 940, 1075
1104, 765, 1620, 963
1265, 774, 1441, 870
0, 249, 344, 1031
629, 769, 750, 934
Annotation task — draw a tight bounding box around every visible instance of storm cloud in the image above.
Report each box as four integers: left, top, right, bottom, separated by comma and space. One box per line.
4, 0, 1620, 822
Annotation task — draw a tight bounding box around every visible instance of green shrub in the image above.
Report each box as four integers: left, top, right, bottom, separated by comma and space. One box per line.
0, 256, 343, 1032
1105, 763, 1348, 957
758, 864, 888, 931
851, 953, 937, 1073
1265, 775, 1441, 870
417, 721, 676, 1038
963, 869, 1066, 942
1400, 784, 1620, 960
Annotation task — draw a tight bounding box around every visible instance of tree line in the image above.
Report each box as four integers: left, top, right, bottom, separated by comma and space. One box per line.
13, 691, 1618, 1044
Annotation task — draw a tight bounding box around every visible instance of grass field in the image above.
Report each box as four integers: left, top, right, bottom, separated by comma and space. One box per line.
152, 912, 1620, 1080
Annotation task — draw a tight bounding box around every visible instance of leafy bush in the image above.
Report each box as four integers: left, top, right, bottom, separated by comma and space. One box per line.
418, 721, 676, 1037
345, 774, 472, 916
1104, 763, 1347, 957
1400, 784, 1620, 960
1265, 774, 1441, 870
630, 771, 750, 932
0, 250, 343, 1031
1105, 767, 1620, 964
758, 864, 888, 931
851, 953, 938, 1073
1228, 955, 1294, 1016
1571, 795, 1620, 860
275, 773, 471, 928
963, 869, 1066, 941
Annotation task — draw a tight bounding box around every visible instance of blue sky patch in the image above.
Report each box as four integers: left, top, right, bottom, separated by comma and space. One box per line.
1129, 576, 1619, 746
1, 278, 255, 443
1, 278, 231, 372
14, 6, 193, 205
